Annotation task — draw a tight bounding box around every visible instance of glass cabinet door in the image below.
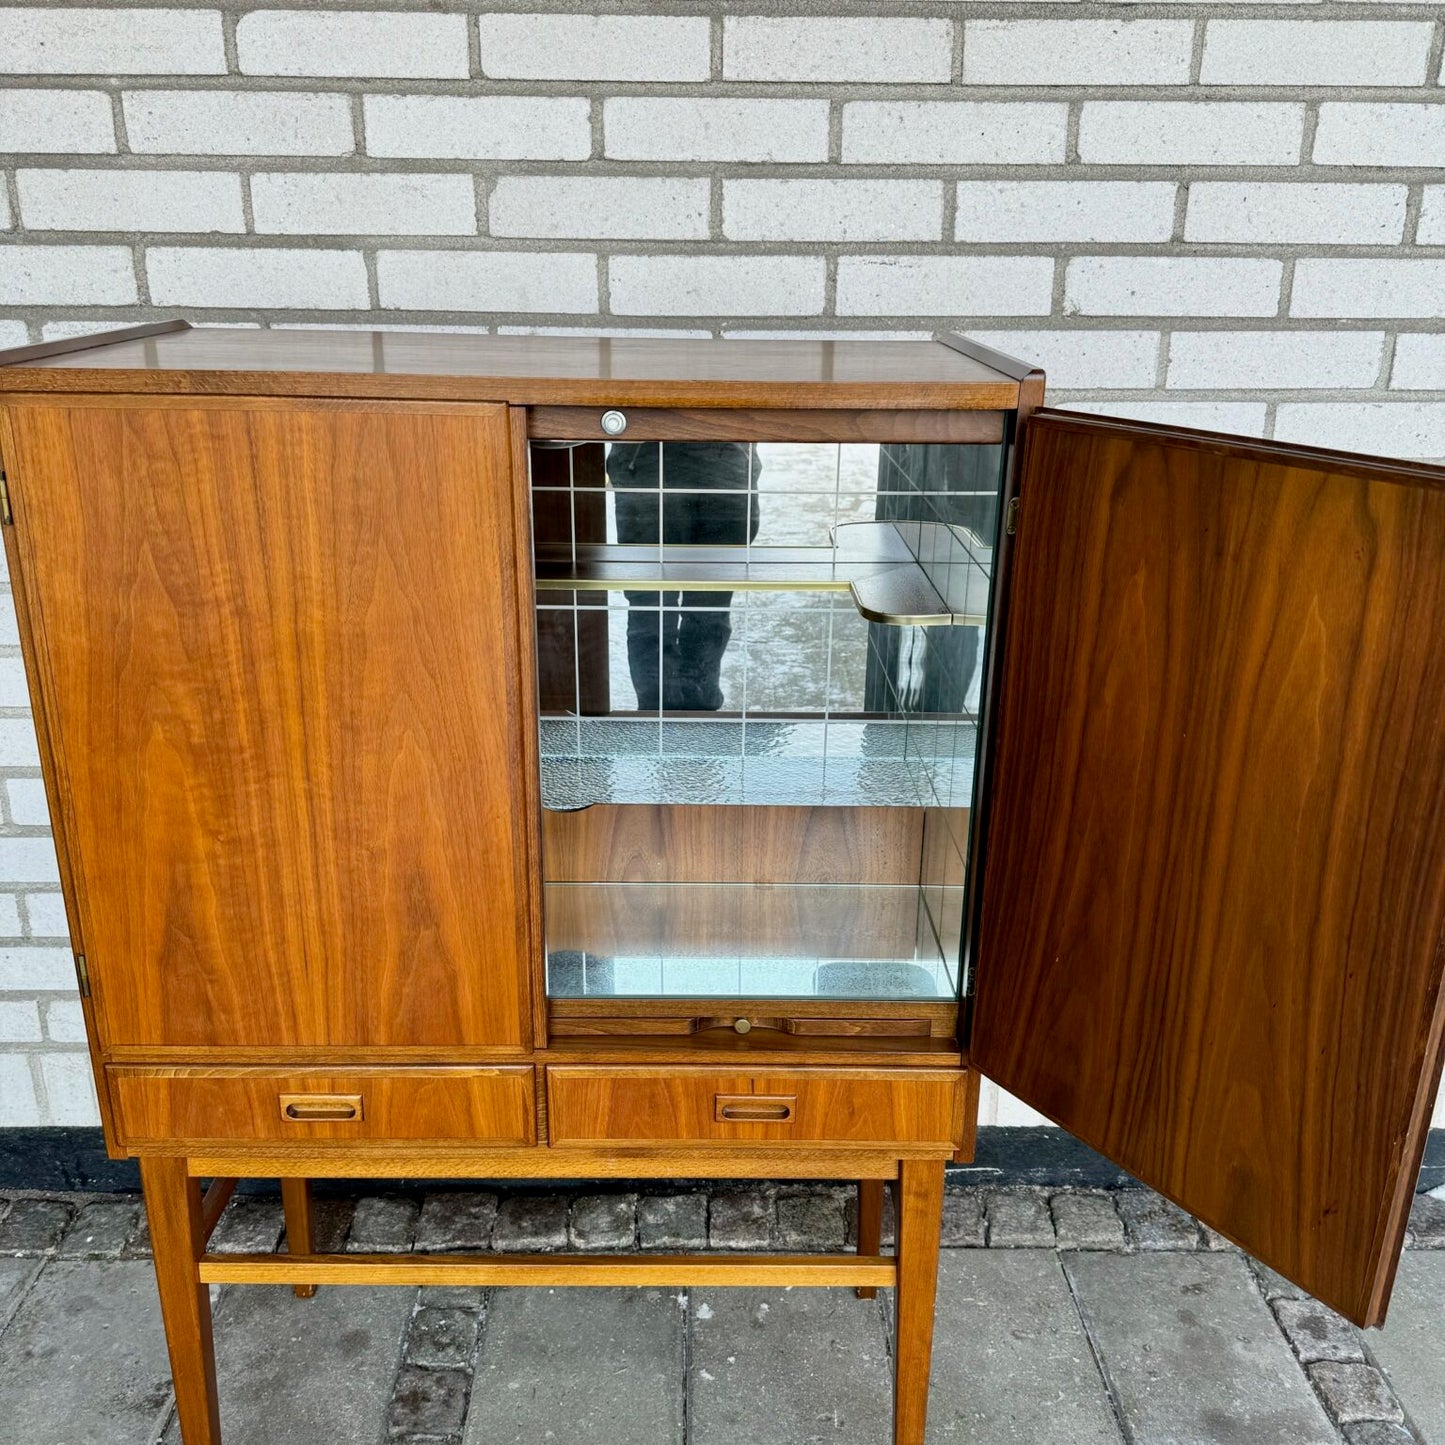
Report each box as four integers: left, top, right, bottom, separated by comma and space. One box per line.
529, 426, 1009, 1006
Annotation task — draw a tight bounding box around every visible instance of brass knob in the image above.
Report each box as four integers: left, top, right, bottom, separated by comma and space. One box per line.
734, 1017, 752, 1035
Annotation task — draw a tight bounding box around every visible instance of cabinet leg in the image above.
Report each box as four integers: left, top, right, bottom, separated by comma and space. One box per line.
141, 1156, 223, 1445
891, 1159, 945, 1445
856, 1179, 885, 1300
280, 1179, 317, 1299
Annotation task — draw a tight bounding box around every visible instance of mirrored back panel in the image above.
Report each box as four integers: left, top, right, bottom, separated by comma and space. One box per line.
530, 432, 1008, 1005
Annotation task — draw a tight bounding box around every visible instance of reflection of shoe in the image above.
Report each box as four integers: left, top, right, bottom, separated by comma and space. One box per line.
666, 680, 724, 711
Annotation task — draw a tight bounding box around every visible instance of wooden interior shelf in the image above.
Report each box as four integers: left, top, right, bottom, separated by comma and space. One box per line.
535, 520, 992, 627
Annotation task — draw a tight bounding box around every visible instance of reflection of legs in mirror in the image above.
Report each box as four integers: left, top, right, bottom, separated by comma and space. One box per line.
622, 591, 676, 711
671, 590, 733, 711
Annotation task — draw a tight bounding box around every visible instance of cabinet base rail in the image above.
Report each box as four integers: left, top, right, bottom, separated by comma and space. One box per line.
198, 1251, 896, 1288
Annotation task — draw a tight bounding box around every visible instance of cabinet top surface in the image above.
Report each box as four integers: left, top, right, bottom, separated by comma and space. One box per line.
0, 325, 1026, 410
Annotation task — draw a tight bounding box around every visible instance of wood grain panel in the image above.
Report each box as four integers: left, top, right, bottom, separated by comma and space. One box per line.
547, 1065, 964, 1148
528, 407, 1004, 443
111, 1066, 535, 1146
543, 804, 926, 885
2, 397, 535, 1052
973, 410, 1445, 1326
0, 329, 1022, 411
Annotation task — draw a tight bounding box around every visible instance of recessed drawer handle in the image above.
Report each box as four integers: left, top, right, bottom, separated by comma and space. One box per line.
715, 1094, 795, 1124
279, 1093, 363, 1123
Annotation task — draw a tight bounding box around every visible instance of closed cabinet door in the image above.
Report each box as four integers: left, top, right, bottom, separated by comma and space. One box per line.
0, 397, 537, 1054
972, 410, 1445, 1326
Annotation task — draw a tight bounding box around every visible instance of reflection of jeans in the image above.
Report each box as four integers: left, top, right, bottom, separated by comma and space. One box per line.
608, 443, 761, 711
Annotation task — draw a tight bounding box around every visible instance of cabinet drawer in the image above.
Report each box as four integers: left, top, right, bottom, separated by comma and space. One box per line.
546, 1066, 964, 1149
110, 1067, 535, 1147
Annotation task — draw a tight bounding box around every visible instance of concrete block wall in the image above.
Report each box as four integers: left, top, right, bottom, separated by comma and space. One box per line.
0, 1, 1443, 1131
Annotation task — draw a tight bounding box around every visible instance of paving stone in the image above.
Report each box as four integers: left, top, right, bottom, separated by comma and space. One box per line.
415, 1191, 498, 1252
209, 1198, 284, 1255
407, 1305, 479, 1368
492, 1195, 568, 1252
308, 1197, 354, 1254
1310, 1363, 1404, 1425
0, 1197, 73, 1253
928, 1251, 1120, 1443
419, 1284, 487, 1310
1066, 1251, 1335, 1443
984, 1189, 1054, 1247
1273, 1297, 1365, 1363
122, 1202, 150, 1260
1364, 1253, 1445, 1441
939, 1188, 984, 1248
388, 1364, 470, 1438
638, 1193, 707, 1250
464, 1287, 683, 1443
776, 1191, 846, 1251
58, 1199, 140, 1259
164, 1283, 412, 1444
1200, 1224, 1239, 1252
0, 1260, 174, 1445
1251, 1257, 1308, 1302
708, 1188, 774, 1249
1342, 1423, 1417, 1445
569, 1192, 637, 1251
689, 1288, 890, 1445
1116, 1189, 1202, 1251
347, 1195, 420, 1254
1050, 1192, 1125, 1250
0, 1256, 41, 1332
1407, 1191, 1445, 1247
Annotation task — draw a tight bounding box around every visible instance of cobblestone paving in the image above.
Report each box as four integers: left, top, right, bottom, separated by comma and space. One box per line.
0, 1184, 1440, 1444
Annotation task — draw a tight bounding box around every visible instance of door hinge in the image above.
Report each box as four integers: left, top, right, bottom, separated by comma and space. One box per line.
0, 469, 12, 526
1005, 496, 1020, 536
75, 953, 91, 999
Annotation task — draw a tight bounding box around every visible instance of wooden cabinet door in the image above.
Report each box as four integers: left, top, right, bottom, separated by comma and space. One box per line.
972, 410, 1445, 1326
0, 397, 537, 1055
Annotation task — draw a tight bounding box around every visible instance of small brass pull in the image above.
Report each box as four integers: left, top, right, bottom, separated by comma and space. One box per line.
715, 1094, 795, 1124
279, 1093, 363, 1123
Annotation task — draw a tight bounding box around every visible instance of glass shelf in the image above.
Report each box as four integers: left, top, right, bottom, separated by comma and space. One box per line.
544, 881, 962, 1001
540, 717, 977, 811
535, 520, 992, 627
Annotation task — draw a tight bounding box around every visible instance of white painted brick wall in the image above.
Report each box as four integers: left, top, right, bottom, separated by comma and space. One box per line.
17, 168, 245, 233
956, 182, 1176, 243
724, 180, 943, 242
1199, 21, 1435, 87
842, 102, 1067, 166
724, 18, 953, 84
607, 99, 830, 164
479, 14, 710, 83
0, 7, 224, 76
963, 22, 1195, 87
124, 91, 355, 157
237, 11, 470, 80
365, 96, 592, 161
1078, 103, 1305, 167
492, 176, 708, 240
251, 173, 477, 236
0, 89, 115, 152
378, 249, 597, 314
0, 0, 1443, 1133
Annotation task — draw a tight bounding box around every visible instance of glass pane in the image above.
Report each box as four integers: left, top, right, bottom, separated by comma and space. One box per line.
530, 434, 1008, 1003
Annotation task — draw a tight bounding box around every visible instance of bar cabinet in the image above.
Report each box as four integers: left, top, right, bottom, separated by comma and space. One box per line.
0, 320, 1442, 1444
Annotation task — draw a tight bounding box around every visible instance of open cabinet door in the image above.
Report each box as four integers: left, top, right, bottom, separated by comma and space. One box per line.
971, 410, 1445, 1326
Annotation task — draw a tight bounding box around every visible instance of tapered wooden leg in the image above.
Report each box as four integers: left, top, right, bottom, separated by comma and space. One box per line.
140, 1156, 223, 1445
280, 1179, 317, 1299
856, 1179, 885, 1299
892, 1159, 945, 1445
